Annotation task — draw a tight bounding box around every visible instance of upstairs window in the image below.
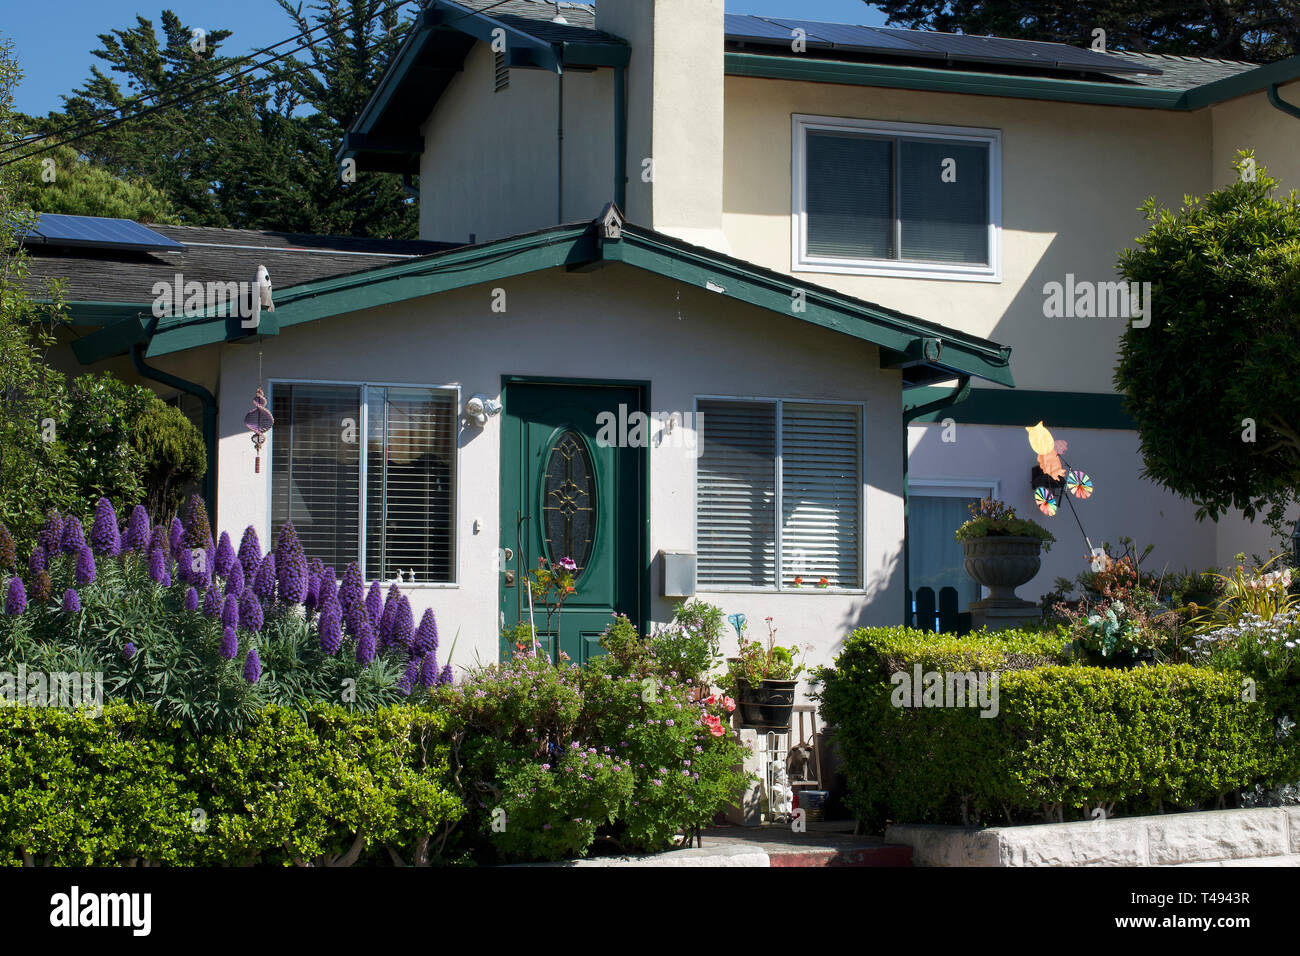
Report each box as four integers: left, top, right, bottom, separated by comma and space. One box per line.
793, 115, 1000, 281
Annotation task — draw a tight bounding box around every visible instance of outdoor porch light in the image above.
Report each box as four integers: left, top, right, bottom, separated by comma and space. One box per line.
465, 393, 502, 427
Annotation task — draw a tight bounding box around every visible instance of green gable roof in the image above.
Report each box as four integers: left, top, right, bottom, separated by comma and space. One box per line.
73, 208, 1015, 389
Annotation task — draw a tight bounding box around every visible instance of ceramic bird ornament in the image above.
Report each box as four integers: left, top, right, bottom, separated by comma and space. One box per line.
248, 265, 274, 330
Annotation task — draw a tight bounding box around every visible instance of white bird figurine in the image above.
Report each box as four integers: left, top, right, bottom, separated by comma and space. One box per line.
247, 265, 274, 330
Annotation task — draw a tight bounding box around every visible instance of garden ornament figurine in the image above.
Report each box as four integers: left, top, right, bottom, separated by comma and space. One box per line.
244, 388, 274, 474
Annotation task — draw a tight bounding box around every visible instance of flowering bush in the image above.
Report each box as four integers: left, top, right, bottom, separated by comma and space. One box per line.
1186, 609, 1300, 740
0, 497, 450, 732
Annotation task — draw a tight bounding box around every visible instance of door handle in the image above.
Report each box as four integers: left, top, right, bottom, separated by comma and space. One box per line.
505, 570, 515, 587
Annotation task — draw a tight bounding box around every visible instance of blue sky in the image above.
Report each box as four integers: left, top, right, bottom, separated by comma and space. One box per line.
4, 1, 889, 116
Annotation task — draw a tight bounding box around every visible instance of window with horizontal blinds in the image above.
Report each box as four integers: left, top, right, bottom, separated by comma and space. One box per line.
270, 382, 458, 583
780, 404, 860, 588
696, 400, 777, 588
365, 387, 457, 583
696, 399, 863, 591
805, 131, 893, 260
271, 384, 361, 571
899, 139, 988, 264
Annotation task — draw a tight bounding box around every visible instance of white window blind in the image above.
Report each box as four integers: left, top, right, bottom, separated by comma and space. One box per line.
697, 399, 862, 590
271, 383, 457, 583
696, 401, 777, 588
781, 404, 860, 587
271, 384, 361, 571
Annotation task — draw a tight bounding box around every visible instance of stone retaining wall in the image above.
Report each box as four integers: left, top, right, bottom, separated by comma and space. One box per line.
887, 807, 1300, 866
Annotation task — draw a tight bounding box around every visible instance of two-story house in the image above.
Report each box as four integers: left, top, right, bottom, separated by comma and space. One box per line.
56, 0, 1300, 678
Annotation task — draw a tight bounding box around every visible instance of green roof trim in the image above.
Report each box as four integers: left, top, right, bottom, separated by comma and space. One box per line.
77, 210, 1012, 387
725, 51, 1300, 111
905, 386, 1134, 429
71, 312, 150, 364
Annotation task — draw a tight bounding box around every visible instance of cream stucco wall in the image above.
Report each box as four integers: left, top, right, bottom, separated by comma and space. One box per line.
1211, 79, 1300, 189
214, 266, 904, 681
723, 76, 1214, 394
418, 43, 616, 244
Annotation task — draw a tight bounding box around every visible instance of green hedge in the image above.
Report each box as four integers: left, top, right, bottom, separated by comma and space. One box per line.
815, 626, 1297, 829
0, 703, 463, 866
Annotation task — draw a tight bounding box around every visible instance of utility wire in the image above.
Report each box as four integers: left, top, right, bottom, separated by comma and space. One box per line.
1, 0, 520, 168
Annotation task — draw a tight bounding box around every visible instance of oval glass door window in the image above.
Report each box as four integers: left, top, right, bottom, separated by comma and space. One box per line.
542, 430, 595, 576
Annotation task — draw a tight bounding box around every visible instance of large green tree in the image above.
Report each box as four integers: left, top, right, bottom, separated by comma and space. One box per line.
24, 3, 417, 236
870, 0, 1300, 61
1115, 152, 1300, 541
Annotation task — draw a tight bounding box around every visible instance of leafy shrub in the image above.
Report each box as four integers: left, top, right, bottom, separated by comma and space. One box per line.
815, 626, 1293, 830
0, 702, 462, 866
647, 599, 725, 683
131, 399, 206, 520
0, 498, 449, 732
1187, 609, 1300, 739
954, 496, 1054, 549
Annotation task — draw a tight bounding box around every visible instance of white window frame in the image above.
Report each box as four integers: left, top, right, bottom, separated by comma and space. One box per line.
265, 378, 462, 589
692, 395, 867, 594
791, 114, 1002, 282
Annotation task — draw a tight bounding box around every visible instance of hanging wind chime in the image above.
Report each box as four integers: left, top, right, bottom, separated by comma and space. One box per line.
244, 387, 274, 473
1026, 421, 1105, 570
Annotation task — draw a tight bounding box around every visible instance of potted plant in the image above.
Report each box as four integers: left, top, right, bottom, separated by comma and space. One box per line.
723, 617, 804, 731
954, 497, 1055, 629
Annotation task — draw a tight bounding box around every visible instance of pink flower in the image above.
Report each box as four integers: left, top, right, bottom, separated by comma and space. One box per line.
722, 696, 736, 713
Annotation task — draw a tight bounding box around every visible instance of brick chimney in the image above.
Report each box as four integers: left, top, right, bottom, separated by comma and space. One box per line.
597, 0, 729, 253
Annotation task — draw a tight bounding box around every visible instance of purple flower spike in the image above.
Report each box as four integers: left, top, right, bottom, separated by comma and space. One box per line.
225, 559, 245, 599
237, 527, 262, 583
75, 546, 97, 586
397, 658, 420, 696
355, 617, 376, 666
279, 543, 307, 605
304, 558, 325, 610
123, 641, 137, 660
319, 605, 343, 655
339, 562, 364, 615
27, 547, 46, 577
125, 505, 150, 552
90, 498, 121, 557
365, 582, 384, 629
253, 554, 277, 602
62, 588, 81, 613
184, 587, 199, 612
168, 517, 186, 559
414, 609, 439, 654
419, 651, 439, 688
392, 596, 414, 650
39, 510, 64, 555
239, 588, 264, 633
0, 523, 14, 573
6, 577, 27, 615
221, 593, 240, 629
61, 518, 86, 555
437, 664, 454, 686
148, 524, 167, 555
243, 648, 262, 684
148, 549, 170, 586
214, 532, 235, 576
202, 587, 222, 617
220, 625, 239, 660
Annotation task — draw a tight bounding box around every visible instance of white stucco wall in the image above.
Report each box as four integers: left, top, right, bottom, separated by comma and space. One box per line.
418, 42, 616, 244
722, 76, 1214, 393
907, 421, 1288, 602
1211, 78, 1300, 189
214, 266, 904, 680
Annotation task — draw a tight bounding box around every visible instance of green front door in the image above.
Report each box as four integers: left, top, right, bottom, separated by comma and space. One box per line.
499, 382, 644, 664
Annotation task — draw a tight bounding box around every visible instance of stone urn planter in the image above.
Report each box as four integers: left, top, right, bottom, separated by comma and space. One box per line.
961, 535, 1043, 631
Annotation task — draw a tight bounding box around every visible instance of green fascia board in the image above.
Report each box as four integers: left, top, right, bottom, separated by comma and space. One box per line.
71, 313, 150, 364
560, 41, 630, 68
144, 219, 1014, 386
904, 386, 1134, 429
1181, 53, 1300, 109
432, 1, 559, 72
726, 52, 1186, 109
49, 299, 151, 328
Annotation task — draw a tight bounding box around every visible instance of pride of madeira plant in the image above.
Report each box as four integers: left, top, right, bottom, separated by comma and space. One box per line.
0, 495, 451, 732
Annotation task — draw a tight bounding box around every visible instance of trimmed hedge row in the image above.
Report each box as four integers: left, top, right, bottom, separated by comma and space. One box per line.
815, 627, 1298, 828
0, 703, 463, 866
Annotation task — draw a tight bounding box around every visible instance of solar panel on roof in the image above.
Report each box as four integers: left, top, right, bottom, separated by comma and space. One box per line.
23, 214, 183, 253
725, 16, 1160, 77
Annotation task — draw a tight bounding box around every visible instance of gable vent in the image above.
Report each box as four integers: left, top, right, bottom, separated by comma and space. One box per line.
494, 50, 509, 92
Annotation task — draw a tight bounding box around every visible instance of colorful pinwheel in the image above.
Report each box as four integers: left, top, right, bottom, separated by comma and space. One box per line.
1034, 486, 1058, 517
1066, 470, 1093, 500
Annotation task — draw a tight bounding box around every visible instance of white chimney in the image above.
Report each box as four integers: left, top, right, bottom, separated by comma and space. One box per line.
597, 0, 729, 253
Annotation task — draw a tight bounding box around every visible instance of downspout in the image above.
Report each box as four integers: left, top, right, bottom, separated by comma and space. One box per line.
1267, 83, 1300, 120
131, 344, 218, 515
900, 375, 971, 624
557, 67, 565, 223
614, 63, 627, 210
